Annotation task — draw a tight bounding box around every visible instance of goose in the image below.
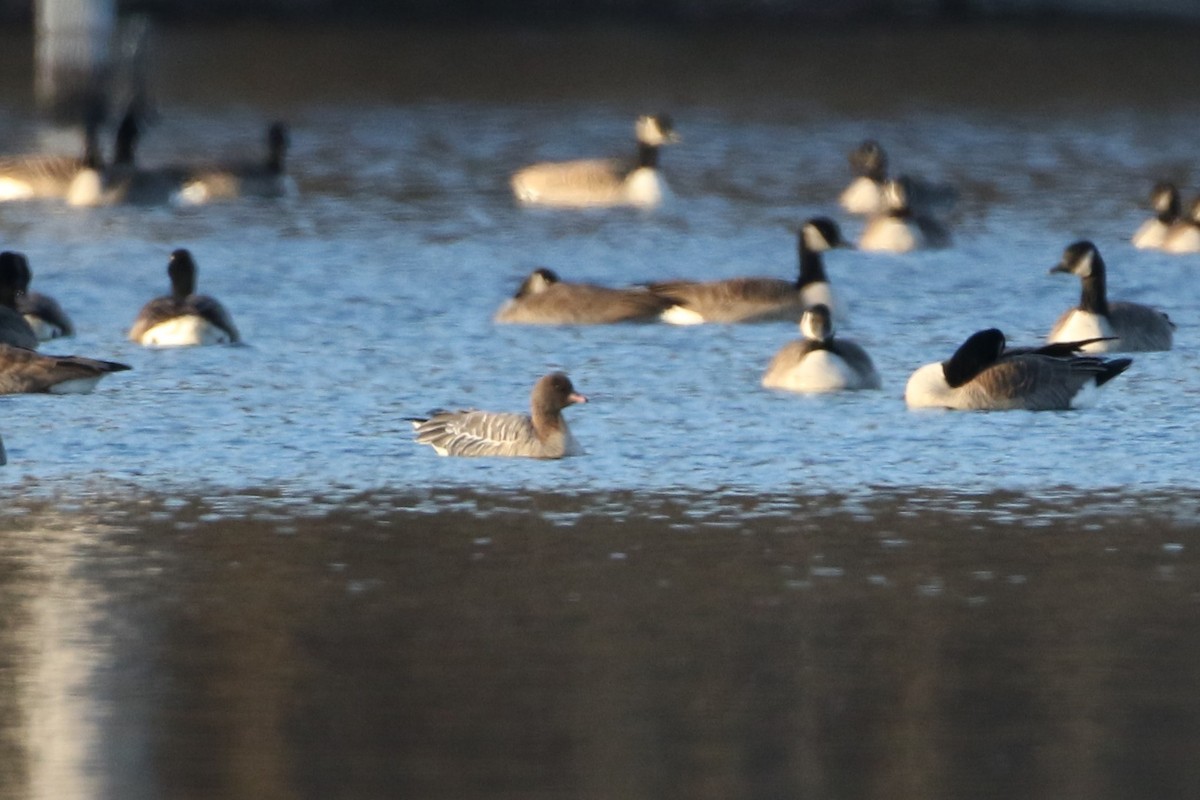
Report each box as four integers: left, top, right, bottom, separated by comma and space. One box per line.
0, 342, 131, 395
859, 177, 950, 252
762, 304, 881, 393
650, 217, 847, 325
8, 253, 74, 341
410, 372, 587, 459
68, 110, 186, 207
839, 140, 957, 216
0, 252, 40, 350
905, 328, 1132, 411
129, 249, 241, 346
0, 431, 5, 465
1048, 241, 1174, 352
494, 267, 674, 324
1131, 182, 1181, 250
176, 122, 295, 204
0, 118, 101, 202
1161, 197, 1200, 254
511, 114, 679, 209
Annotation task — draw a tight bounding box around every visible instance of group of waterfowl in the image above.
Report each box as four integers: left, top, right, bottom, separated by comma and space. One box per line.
0, 110, 293, 207
412, 119, 1183, 459
0, 113, 1187, 464
1131, 182, 1200, 253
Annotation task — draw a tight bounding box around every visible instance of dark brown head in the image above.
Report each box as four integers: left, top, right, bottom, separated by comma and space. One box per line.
532, 372, 588, 415
267, 122, 289, 174
0, 251, 29, 308
167, 249, 198, 299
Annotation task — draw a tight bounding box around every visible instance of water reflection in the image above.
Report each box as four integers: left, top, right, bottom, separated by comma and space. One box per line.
2, 488, 1200, 798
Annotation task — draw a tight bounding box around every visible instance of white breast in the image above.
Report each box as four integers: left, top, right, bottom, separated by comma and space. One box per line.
622, 167, 670, 208
0, 178, 35, 202
766, 350, 859, 394
859, 217, 919, 253
840, 177, 883, 215
1048, 310, 1117, 352
904, 362, 954, 409
800, 283, 837, 319
139, 315, 232, 347
1132, 218, 1170, 249
1163, 225, 1200, 254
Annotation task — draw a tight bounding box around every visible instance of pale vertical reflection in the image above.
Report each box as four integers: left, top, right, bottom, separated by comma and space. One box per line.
19, 519, 152, 800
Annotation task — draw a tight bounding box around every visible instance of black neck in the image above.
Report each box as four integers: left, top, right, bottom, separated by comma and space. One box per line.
0, 287, 16, 310
796, 248, 827, 289
1157, 209, 1178, 224
637, 142, 659, 169
1079, 261, 1108, 315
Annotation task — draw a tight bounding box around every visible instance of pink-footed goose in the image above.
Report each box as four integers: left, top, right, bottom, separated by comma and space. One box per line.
494, 268, 673, 324
410, 372, 587, 459
905, 328, 1131, 411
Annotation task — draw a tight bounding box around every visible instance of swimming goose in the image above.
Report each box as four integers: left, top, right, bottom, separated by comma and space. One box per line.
176, 122, 294, 204
511, 115, 679, 209
67, 110, 187, 207
839, 140, 957, 216
0, 252, 40, 350
651, 217, 847, 325
0, 119, 101, 202
410, 372, 587, 459
0, 343, 131, 395
1047, 241, 1174, 352
859, 177, 950, 252
1161, 197, 1200, 254
762, 304, 881, 393
1131, 182, 1181, 250
8, 253, 74, 341
494, 267, 674, 324
905, 328, 1132, 411
129, 249, 241, 346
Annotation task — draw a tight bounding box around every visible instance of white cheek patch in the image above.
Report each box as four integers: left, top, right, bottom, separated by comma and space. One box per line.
802, 224, 827, 252
1075, 249, 1094, 277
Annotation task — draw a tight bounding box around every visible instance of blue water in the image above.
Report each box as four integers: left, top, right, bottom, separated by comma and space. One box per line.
2, 38, 1199, 501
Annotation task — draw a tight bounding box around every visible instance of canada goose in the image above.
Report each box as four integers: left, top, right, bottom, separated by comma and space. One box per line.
67, 110, 187, 207
0, 342, 130, 395
1131, 182, 1182, 250
905, 328, 1132, 411
0, 252, 40, 350
0, 118, 101, 202
511, 115, 679, 209
129, 249, 240, 346
176, 122, 294, 204
651, 217, 847, 325
494, 267, 674, 324
839, 140, 957, 216
762, 304, 881, 393
8, 253, 74, 341
1161, 197, 1200, 254
410, 372, 587, 459
1048, 241, 1174, 352
859, 177, 950, 252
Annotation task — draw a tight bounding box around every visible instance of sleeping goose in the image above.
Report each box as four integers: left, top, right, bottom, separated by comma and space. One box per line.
651, 217, 847, 325
177, 122, 294, 204
494, 267, 674, 324
839, 139, 957, 216
511, 115, 679, 209
0, 252, 40, 350
859, 177, 950, 252
905, 328, 1132, 411
410, 372, 587, 459
1161, 197, 1200, 254
762, 304, 880, 393
10, 253, 74, 341
1048, 240, 1174, 352
1131, 182, 1181, 250
0, 118, 101, 202
68, 110, 187, 207
129, 249, 240, 346
0, 343, 130, 395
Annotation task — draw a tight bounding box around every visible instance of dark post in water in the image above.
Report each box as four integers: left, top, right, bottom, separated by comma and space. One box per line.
34, 0, 115, 122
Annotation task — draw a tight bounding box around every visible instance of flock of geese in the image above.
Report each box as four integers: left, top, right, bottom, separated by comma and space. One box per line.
0, 113, 1189, 463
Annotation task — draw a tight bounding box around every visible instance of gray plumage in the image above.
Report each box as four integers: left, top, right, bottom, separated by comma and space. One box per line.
129, 249, 240, 344
494, 268, 673, 324
651, 217, 845, 324
411, 372, 587, 459
20, 291, 75, 340
0, 343, 130, 395
0, 120, 100, 202
905, 328, 1132, 411
1048, 240, 1174, 352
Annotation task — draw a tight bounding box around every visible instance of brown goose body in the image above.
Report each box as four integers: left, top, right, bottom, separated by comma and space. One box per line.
495, 268, 672, 324
0, 343, 130, 395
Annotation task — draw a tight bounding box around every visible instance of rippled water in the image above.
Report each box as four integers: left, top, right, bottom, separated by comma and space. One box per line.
2, 23, 1200, 799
